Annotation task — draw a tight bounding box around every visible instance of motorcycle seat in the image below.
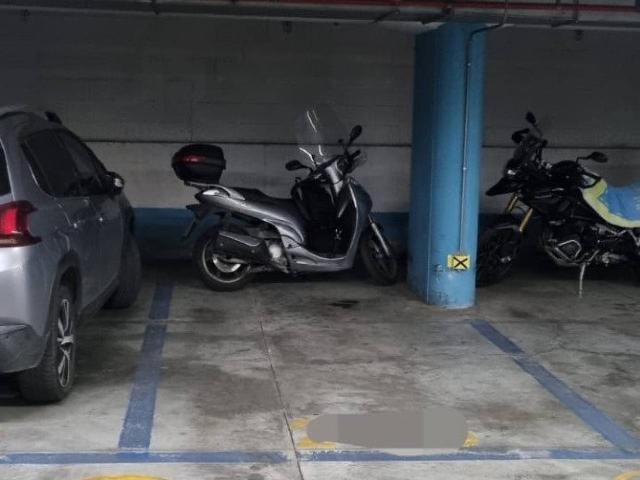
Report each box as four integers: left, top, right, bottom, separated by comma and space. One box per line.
582, 179, 640, 228
233, 188, 305, 223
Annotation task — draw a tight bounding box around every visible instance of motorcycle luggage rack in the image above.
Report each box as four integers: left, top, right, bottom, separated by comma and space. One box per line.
184, 180, 218, 190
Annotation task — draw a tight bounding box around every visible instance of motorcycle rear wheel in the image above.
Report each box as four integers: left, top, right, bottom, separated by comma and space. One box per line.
476, 225, 522, 287
194, 229, 254, 291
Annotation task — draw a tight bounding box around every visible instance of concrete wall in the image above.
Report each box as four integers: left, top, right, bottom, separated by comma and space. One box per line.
0, 10, 638, 253
0, 11, 413, 214
483, 27, 640, 213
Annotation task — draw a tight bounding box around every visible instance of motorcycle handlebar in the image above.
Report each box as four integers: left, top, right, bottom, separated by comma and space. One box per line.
315, 154, 341, 172
307, 146, 363, 181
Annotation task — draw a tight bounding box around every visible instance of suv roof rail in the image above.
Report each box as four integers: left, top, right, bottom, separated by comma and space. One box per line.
0, 105, 62, 124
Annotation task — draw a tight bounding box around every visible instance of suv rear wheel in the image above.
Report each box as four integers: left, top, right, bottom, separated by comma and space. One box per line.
105, 236, 142, 309
18, 283, 76, 403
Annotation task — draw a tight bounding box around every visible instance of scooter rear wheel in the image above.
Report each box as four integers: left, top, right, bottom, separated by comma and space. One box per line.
194, 229, 254, 291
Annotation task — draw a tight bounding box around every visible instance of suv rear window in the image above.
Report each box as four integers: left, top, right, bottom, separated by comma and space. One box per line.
0, 147, 9, 195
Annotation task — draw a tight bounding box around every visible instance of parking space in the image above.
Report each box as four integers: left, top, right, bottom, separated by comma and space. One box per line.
1, 3, 640, 479
0, 282, 155, 453
1, 263, 640, 479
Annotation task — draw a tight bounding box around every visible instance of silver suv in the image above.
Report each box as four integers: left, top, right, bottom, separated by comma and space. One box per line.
0, 107, 141, 403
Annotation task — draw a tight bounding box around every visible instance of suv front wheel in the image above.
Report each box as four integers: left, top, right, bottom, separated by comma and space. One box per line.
18, 283, 76, 403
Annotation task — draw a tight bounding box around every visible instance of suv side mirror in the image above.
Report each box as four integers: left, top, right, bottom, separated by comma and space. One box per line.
285, 160, 309, 171
525, 111, 537, 125
106, 171, 125, 194
349, 125, 363, 144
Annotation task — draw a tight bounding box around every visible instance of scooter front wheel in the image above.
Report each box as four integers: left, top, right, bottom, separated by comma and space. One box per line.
194, 230, 254, 291
359, 228, 399, 286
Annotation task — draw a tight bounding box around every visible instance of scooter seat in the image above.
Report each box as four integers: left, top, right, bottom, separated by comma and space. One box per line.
582, 179, 640, 228
233, 188, 305, 222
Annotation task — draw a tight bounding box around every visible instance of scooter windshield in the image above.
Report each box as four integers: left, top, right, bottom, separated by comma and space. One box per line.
295, 106, 348, 168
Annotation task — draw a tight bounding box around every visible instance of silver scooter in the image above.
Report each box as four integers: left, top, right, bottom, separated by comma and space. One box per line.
172, 108, 398, 291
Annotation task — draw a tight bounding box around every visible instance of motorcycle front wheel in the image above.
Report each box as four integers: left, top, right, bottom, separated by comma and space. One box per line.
476, 225, 522, 287
194, 229, 254, 291
359, 228, 399, 286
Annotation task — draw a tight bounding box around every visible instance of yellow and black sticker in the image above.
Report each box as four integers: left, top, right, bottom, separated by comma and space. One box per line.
447, 254, 470, 271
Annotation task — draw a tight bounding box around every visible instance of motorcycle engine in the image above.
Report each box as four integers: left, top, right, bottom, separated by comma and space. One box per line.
555, 235, 583, 261
542, 224, 593, 266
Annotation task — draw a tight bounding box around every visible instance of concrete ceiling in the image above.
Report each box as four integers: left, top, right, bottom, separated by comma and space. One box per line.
0, 0, 639, 30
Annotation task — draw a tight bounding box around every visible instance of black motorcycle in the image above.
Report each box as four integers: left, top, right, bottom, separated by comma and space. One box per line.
477, 112, 640, 290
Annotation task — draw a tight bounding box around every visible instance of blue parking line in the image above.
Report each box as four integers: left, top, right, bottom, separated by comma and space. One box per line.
0, 451, 289, 465
118, 279, 173, 450
301, 447, 639, 462
118, 323, 167, 449
1, 448, 638, 465
470, 319, 640, 453
148, 281, 174, 320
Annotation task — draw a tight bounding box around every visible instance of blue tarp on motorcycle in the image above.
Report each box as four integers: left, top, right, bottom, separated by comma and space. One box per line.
582, 179, 640, 228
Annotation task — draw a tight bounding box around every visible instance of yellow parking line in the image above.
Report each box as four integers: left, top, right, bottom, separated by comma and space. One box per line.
296, 436, 337, 450
290, 418, 310, 431
291, 417, 477, 450
462, 432, 479, 448
614, 471, 640, 480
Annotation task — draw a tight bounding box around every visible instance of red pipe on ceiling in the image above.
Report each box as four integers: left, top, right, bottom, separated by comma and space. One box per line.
239, 0, 639, 14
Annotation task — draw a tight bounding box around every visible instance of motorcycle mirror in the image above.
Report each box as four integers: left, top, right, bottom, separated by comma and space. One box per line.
525, 111, 537, 125
511, 128, 529, 145
586, 151, 608, 163
285, 160, 308, 171
349, 125, 363, 143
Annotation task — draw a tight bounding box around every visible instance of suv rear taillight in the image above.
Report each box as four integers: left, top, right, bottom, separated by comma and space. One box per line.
182, 154, 207, 163
0, 201, 40, 247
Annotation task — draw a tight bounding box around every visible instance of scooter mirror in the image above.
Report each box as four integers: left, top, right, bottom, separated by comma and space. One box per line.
525, 111, 537, 125
349, 125, 363, 143
286, 160, 308, 171
587, 151, 608, 163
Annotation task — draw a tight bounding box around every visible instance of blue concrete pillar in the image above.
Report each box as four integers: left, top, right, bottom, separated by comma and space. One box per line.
407, 23, 486, 308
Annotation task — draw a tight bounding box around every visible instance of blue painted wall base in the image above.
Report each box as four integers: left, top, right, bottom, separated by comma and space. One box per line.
408, 23, 487, 308
132, 208, 504, 261
133, 208, 410, 261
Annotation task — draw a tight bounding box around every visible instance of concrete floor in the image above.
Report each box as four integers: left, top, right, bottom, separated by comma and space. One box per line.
2, 261, 640, 479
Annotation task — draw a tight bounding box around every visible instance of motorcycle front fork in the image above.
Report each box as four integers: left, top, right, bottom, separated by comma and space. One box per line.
368, 216, 392, 257
504, 193, 533, 233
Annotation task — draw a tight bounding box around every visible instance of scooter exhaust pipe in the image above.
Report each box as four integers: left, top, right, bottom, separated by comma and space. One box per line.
215, 231, 271, 264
